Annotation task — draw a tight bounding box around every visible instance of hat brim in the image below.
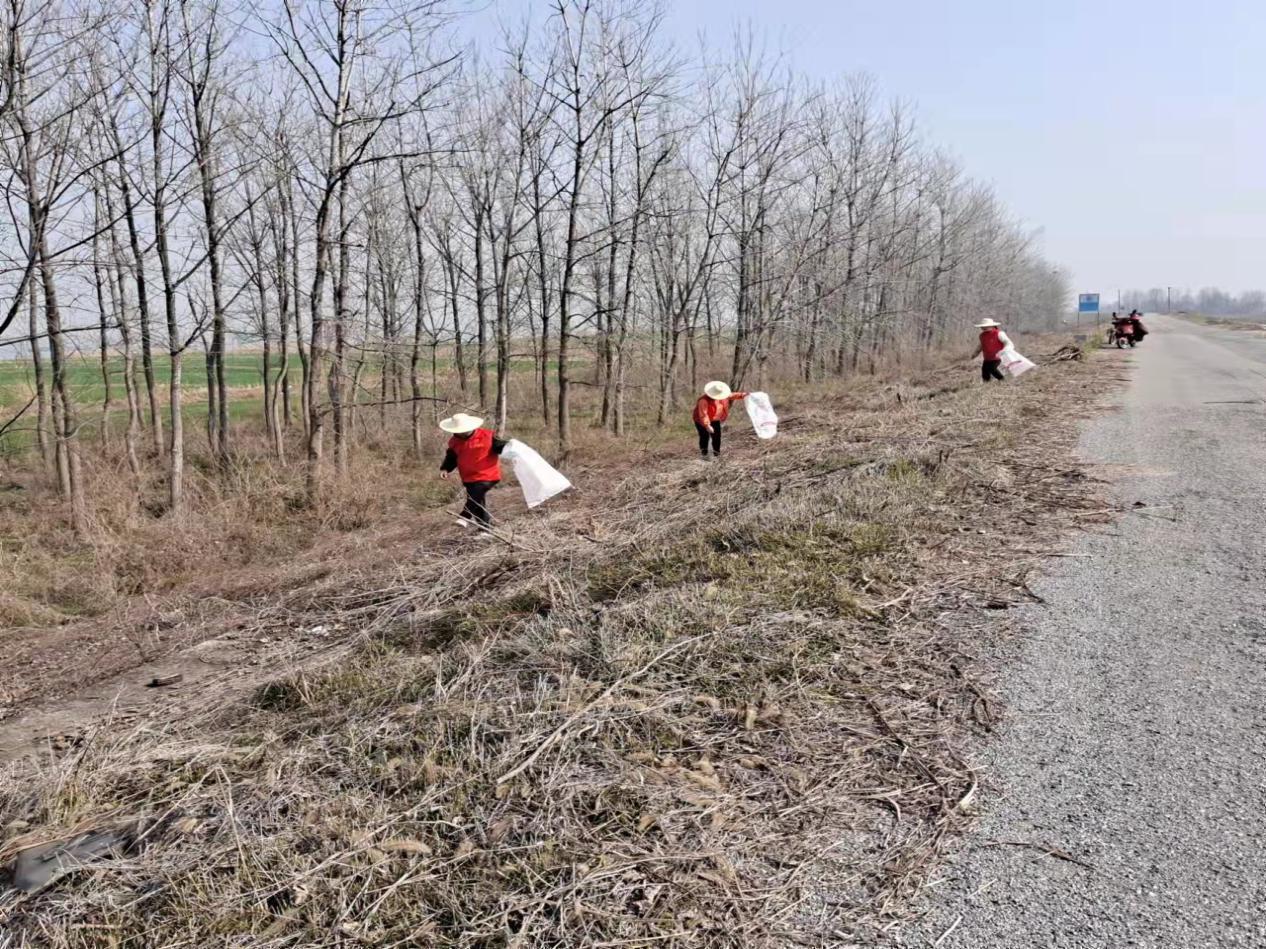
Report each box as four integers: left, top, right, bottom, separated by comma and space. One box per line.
703, 383, 732, 400
439, 416, 483, 434
975, 321, 1000, 328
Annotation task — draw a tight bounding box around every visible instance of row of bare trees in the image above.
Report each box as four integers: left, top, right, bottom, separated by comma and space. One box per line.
0, 0, 1067, 532
1123, 287, 1265, 317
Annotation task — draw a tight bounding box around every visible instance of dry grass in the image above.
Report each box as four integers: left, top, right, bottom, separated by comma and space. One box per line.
0, 346, 1117, 947
0, 357, 703, 636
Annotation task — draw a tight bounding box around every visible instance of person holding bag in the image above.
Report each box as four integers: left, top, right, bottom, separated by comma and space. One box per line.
972, 318, 1011, 383
693, 381, 748, 458
438, 413, 506, 529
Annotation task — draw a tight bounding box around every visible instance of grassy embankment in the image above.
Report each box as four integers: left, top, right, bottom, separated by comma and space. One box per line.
0, 341, 1115, 944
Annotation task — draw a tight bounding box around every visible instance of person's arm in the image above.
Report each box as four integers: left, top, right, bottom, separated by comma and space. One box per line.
491, 435, 507, 455
440, 448, 457, 479
970, 343, 982, 358
997, 331, 1011, 348
730, 391, 749, 402
692, 398, 710, 428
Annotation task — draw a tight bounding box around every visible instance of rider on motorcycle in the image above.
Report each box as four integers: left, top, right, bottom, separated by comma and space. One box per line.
1111, 312, 1134, 344
1128, 310, 1148, 342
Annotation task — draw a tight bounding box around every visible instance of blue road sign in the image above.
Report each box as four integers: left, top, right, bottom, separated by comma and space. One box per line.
1078, 293, 1100, 314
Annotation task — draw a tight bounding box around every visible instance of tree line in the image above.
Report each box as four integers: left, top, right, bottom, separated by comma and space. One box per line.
0, 0, 1067, 533
1122, 287, 1266, 317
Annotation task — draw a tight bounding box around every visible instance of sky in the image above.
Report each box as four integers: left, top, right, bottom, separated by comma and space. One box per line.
470, 0, 1266, 300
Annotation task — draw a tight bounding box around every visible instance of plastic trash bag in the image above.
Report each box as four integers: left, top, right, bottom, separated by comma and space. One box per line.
500, 439, 572, 508
745, 391, 779, 439
1000, 345, 1037, 378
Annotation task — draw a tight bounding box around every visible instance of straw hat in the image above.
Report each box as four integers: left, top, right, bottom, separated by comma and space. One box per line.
975, 319, 1001, 328
703, 381, 732, 400
439, 413, 483, 434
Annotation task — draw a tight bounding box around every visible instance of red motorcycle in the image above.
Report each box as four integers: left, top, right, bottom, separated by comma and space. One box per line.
1112, 321, 1136, 348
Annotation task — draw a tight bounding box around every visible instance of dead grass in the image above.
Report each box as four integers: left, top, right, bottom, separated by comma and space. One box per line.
0, 344, 1118, 946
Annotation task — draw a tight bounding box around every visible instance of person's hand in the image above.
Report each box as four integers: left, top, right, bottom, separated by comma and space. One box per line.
439, 470, 450, 481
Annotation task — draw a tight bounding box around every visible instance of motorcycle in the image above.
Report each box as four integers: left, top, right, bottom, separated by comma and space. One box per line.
1112, 322, 1136, 348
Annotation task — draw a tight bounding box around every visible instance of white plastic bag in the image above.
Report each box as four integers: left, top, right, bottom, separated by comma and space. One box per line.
500, 439, 572, 508
745, 391, 779, 439
1000, 345, 1036, 378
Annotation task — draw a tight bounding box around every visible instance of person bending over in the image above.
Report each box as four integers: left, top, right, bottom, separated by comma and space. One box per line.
693, 381, 748, 458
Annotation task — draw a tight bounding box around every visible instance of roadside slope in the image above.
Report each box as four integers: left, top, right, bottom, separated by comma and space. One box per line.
904, 315, 1266, 947
0, 346, 1109, 946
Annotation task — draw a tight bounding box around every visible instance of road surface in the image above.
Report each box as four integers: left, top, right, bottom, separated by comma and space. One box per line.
903, 315, 1266, 948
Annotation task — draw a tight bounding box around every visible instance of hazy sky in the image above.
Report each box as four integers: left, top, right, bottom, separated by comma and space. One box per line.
474, 0, 1264, 299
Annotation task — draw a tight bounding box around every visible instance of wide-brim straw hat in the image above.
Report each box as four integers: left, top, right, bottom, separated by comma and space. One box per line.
439, 413, 483, 434
975, 319, 1001, 328
703, 381, 732, 400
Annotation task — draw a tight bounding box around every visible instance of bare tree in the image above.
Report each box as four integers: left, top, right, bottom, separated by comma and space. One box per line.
268, 0, 455, 499
3, 0, 92, 532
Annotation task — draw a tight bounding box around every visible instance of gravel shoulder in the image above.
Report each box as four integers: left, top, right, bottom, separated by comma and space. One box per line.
900, 315, 1266, 948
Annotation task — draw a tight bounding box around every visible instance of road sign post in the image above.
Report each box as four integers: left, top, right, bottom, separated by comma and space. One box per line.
1078, 293, 1100, 330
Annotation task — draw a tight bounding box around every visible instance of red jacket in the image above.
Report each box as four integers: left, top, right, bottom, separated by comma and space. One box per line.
693, 393, 748, 427
443, 428, 503, 483
979, 328, 1006, 361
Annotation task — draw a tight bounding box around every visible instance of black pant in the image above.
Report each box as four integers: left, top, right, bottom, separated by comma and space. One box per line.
696, 421, 722, 456
461, 481, 497, 526
982, 359, 1005, 382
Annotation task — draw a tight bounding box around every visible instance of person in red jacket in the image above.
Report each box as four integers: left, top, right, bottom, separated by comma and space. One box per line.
438, 413, 506, 529
693, 381, 748, 458
971, 318, 1011, 382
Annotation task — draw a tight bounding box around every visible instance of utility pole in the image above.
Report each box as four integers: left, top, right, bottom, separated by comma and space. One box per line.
1167, 286, 1172, 313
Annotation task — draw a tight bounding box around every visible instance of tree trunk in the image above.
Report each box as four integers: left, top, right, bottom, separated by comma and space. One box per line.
103, 185, 142, 482
204, 332, 217, 454
148, 4, 182, 506
42, 256, 85, 534
258, 255, 276, 457
284, 177, 306, 437
473, 206, 489, 407
556, 85, 587, 457
410, 220, 426, 458
305, 201, 328, 499
533, 174, 551, 426
26, 278, 49, 464
114, 152, 163, 455
194, 117, 229, 470
446, 254, 466, 393
91, 200, 113, 449
331, 180, 350, 477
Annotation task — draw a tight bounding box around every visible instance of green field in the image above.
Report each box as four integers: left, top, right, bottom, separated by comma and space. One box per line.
0, 353, 302, 408
0, 354, 298, 455
0, 350, 554, 411
0, 351, 562, 456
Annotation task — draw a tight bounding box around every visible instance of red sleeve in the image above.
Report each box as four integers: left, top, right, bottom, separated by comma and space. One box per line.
693, 397, 711, 426
730, 392, 748, 402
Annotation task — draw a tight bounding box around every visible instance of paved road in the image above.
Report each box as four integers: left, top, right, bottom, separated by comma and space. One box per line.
902, 315, 1266, 948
